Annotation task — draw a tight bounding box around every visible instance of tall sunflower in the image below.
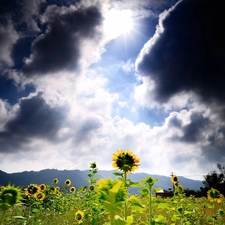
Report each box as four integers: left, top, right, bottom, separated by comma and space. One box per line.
112, 149, 140, 173
171, 175, 178, 185
0, 185, 22, 206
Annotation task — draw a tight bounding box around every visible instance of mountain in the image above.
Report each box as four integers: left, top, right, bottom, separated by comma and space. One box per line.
0, 169, 203, 191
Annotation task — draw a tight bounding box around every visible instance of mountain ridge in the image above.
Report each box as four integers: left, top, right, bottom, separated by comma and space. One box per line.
0, 169, 204, 191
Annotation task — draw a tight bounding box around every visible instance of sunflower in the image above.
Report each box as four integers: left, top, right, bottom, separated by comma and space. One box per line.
82, 186, 87, 193
112, 149, 140, 173
65, 179, 71, 186
39, 184, 46, 192
0, 186, 5, 191
35, 192, 45, 201
0, 185, 22, 206
56, 191, 62, 197
171, 175, 178, 185
24, 184, 40, 197
49, 186, 56, 194
54, 178, 59, 184
88, 185, 95, 192
217, 194, 224, 203
207, 188, 223, 203
90, 162, 97, 169
70, 186, 76, 193
55, 186, 60, 192
75, 210, 84, 224
177, 184, 184, 192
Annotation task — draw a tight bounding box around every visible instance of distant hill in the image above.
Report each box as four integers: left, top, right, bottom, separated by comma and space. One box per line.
0, 169, 203, 192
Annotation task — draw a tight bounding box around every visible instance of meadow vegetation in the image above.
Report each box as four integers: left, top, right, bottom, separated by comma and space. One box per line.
0, 149, 225, 225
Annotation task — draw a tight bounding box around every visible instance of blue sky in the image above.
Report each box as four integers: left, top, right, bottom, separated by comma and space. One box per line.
0, 0, 224, 181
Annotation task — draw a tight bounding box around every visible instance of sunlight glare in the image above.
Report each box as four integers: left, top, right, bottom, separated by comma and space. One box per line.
104, 9, 134, 40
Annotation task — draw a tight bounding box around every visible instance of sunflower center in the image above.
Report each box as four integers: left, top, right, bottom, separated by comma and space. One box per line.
76, 214, 82, 220
116, 153, 135, 171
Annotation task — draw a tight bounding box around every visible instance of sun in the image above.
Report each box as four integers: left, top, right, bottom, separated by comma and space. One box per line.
104, 9, 134, 40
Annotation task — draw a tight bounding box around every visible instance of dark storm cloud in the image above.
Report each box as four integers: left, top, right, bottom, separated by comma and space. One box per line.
168, 111, 225, 164
170, 113, 210, 143
22, 5, 103, 76
0, 93, 67, 153
0, 0, 44, 34
136, 0, 225, 105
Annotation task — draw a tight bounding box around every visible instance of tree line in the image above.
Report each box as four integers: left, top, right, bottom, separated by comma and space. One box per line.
184, 163, 225, 197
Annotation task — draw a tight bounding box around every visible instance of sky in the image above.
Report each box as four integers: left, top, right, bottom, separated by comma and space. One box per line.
0, 0, 224, 181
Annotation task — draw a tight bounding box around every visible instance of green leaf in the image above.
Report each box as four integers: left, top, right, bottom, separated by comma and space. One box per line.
205, 202, 213, 208
88, 174, 92, 178
12, 216, 26, 220
157, 203, 170, 209
32, 209, 40, 214
114, 215, 133, 225
113, 172, 123, 178
103, 201, 120, 213
92, 178, 99, 183
155, 215, 166, 223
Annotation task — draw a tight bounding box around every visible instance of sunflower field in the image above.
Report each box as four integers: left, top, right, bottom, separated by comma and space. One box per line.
0, 149, 225, 225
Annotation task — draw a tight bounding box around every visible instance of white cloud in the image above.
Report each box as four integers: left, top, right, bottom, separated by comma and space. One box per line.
0, 22, 19, 67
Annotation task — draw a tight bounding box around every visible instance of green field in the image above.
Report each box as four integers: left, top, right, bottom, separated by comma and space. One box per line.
1, 150, 224, 225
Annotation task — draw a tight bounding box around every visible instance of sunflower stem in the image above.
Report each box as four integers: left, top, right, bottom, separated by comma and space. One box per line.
110, 212, 115, 225
149, 185, 152, 225
124, 171, 127, 220
0, 209, 8, 225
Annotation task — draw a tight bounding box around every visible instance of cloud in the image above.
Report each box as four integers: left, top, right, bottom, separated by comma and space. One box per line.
22, 4, 103, 76
0, 22, 19, 67
136, 0, 225, 108
110, 0, 179, 18
0, 0, 45, 34
0, 93, 67, 153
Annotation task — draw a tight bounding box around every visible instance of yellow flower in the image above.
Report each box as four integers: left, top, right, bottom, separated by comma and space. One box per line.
65, 179, 71, 186
88, 185, 95, 192
70, 186, 76, 193
0, 186, 5, 191
171, 175, 178, 185
55, 186, 60, 192
217, 194, 224, 203
35, 192, 45, 201
81, 186, 86, 193
54, 178, 59, 184
207, 188, 223, 203
24, 184, 40, 197
39, 184, 46, 192
75, 210, 84, 224
56, 191, 62, 197
112, 149, 140, 173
